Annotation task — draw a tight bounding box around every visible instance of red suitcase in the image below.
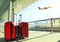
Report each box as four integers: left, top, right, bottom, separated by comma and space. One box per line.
19, 22, 28, 39
4, 22, 16, 40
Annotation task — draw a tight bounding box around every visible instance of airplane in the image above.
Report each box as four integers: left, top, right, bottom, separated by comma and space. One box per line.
38, 6, 52, 10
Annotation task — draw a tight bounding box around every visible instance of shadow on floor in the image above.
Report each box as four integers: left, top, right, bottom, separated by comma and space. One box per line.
0, 38, 5, 42
57, 40, 60, 42
0, 38, 23, 42
22, 32, 53, 41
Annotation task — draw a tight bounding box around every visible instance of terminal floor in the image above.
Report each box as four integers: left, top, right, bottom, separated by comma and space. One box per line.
0, 29, 60, 42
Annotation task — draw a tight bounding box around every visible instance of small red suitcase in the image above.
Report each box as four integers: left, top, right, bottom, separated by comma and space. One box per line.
4, 22, 16, 40
19, 22, 28, 39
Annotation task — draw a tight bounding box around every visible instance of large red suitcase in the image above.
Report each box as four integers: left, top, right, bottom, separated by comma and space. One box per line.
4, 22, 16, 40
19, 22, 28, 39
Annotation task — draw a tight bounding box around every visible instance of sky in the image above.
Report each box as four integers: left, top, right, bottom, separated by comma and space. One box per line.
16, 0, 60, 22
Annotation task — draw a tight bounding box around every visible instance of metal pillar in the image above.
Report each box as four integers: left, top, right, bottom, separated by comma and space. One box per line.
51, 18, 53, 32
